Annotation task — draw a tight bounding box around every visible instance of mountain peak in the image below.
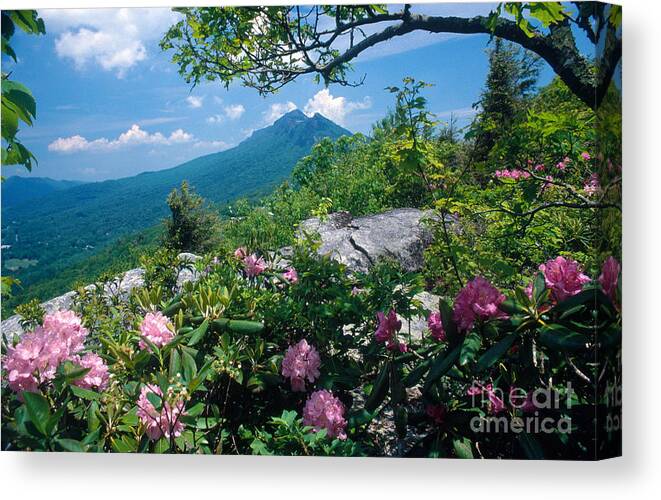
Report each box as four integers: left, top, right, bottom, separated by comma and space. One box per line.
273, 108, 308, 125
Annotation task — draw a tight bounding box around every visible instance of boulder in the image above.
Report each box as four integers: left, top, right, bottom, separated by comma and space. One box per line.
299, 208, 434, 273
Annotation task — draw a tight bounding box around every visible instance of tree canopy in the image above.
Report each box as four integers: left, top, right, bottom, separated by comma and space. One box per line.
160, 2, 621, 110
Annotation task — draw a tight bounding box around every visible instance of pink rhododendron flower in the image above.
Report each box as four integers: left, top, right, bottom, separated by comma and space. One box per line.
234, 247, 247, 259
3, 310, 88, 398
452, 277, 508, 332
375, 309, 402, 344
281, 339, 321, 392
283, 267, 299, 284
426, 404, 447, 425
386, 339, 408, 353
521, 392, 538, 414
495, 169, 531, 180
556, 161, 566, 170
243, 254, 267, 277
139, 312, 174, 351
485, 384, 506, 414
534, 163, 545, 172
539, 256, 591, 302
427, 312, 446, 342
584, 173, 601, 196
599, 256, 621, 305
42, 310, 89, 364
581, 151, 591, 161
71, 352, 109, 391
136, 384, 186, 441
303, 389, 347, 440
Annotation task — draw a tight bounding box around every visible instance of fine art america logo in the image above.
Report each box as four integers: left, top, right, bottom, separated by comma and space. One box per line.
468, 381, 573, 434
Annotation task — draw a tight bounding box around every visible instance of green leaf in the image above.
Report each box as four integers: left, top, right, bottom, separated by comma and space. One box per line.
187, 319, 209, 346
22, 392, 51, 436
423, 344, 462, 391
499, 298, 527, 315
70, 384, 102, 401
459, 332, 482, 366
169, 348, 182, 378
146, 391, 163, 410
453, 437, 474, 458
476, 333, 519, 372
181, 349, 197, 382
532, 272, 547, 303
57, 438, 85, 452
365, 362, 390, 412
538, 324, 588, 352
438, 298, 458, 341
402, 359, 431, 387
227, 319, 265, 335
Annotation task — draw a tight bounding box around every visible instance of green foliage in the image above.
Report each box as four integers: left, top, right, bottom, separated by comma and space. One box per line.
163, 181, 222, 253
1, 10, 45, 172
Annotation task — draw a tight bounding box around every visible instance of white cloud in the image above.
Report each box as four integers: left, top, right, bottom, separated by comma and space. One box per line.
206, 114, 224, 124
303, 89, 371, 125
263, 101, 297, 125
193, 140, 231, 151
224, 104, 245, 120
43, 8, 180, 78
48, 124, 194, 153
186, 96, 204, 108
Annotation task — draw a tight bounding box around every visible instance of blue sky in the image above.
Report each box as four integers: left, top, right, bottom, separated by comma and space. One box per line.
2, 3, 568, 182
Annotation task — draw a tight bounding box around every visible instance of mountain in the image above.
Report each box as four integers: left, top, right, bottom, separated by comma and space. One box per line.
1, 110, 349, 298
1, 176, 85, 209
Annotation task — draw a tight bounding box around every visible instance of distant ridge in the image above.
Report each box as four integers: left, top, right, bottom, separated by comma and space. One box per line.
1, 110, 350, 292
1, 176, 85, 209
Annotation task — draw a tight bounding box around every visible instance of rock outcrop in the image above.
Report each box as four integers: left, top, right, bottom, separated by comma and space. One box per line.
2, 209, 440, 340
294, 208, 434, 273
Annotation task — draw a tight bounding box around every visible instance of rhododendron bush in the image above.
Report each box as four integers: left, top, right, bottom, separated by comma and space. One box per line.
1, 239, 621, 458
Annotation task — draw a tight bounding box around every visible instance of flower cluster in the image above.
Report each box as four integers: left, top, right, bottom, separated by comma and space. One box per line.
583, 173, 601, 196
283, 267, 299, 284
302, 389, 347, 440
539, 256, 591, 302
581, 151, 591, 161
556, 157, 570, 170
281, 339, 321, 392
3, 310, 91, 397
136, 384, 187, 441
139, 312, 175, 351
467, 382, 506, 414
70, 352, 110, 391
243, 254, 267, 277
599, 256, 621, 305
427, 312, 446, 342
495, 169, 531, 180
375, 309, 406, 352
453, 277, 508, 332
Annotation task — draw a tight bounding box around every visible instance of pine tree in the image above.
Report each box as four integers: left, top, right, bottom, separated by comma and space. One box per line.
470, 38, 541, 161
163, 181, 221, 253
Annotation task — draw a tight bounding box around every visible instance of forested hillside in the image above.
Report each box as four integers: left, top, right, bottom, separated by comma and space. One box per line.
1, 110, 348, 313
1, 177, 84, 208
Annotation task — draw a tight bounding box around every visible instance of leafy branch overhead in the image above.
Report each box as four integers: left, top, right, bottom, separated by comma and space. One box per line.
160, 2, 621, 110
1, 10, 45, 172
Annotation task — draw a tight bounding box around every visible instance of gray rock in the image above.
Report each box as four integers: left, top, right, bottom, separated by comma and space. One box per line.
300, 208, 434, 273
1, 253, 202, 340
399, 291, 441, 342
